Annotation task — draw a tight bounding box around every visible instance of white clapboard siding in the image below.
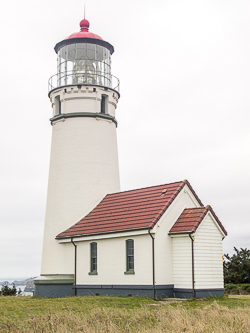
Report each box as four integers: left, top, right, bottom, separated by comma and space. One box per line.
194, 213, 224, 289
154, 184, 201, 285
172, 236, 192, 288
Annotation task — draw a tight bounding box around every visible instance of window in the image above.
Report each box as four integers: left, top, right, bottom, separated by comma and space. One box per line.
89, 242, 97, 275
125, 239, 134, 274
101, 95, 106, 113
54, 95, 61, 116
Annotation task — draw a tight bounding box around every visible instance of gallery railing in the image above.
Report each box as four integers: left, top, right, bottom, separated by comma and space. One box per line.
48, 70, 120, 93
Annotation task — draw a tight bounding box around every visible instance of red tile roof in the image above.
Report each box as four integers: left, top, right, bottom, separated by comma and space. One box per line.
57, 180, 203, 239
169, 205, 227, 235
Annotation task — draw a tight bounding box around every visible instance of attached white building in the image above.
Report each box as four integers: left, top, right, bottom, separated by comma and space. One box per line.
35, 179, 227, 298
34, 18, 227, 298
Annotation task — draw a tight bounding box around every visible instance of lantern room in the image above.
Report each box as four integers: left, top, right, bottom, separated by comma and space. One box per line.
48, 19, 119, 93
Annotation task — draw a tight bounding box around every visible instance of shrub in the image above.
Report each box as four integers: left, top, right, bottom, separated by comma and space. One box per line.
224, 284, 250, 295
225, 284, 237, 290
241, 285, 250, 292
224, 247, 250, 284
0, 283, 21, 296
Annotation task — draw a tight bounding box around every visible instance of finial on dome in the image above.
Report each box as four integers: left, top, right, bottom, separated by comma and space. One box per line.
80, 18, 89, 32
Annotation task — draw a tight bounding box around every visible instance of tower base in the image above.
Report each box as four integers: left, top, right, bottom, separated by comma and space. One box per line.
34, 275, 74, 297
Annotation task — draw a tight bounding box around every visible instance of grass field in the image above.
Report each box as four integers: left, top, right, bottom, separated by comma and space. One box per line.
0, 295, 250, 332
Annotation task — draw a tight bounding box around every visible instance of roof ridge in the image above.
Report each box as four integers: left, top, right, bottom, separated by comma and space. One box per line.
106, 180, 184, 197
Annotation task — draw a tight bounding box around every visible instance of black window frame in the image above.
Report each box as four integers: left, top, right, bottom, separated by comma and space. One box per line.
125, 239, 135, 274
55, 95, 61, 115
101, 95, 106, 114
89, 242, 97, 275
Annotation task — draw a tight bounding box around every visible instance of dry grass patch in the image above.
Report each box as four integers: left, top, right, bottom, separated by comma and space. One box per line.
0, 296, 250, 332
228, 295, 250, 300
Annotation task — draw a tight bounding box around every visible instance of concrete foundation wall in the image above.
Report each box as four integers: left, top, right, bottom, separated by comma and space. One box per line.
34, 284, 224, 299
35, 284, 74, 298
35, 284, 173, 299
173, 288, 224, 298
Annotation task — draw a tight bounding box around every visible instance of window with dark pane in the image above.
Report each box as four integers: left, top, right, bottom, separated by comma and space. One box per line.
101, 95, 106, 113
126, 239, 134, 272
55, 95, 61, 116
91, 242, 97, 273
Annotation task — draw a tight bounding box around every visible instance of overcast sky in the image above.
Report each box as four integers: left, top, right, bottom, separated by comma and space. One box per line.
0, 0, 249, 280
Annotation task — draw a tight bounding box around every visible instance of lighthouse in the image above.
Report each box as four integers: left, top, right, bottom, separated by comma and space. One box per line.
35, 18, 120, 294
35, 17, 227, 300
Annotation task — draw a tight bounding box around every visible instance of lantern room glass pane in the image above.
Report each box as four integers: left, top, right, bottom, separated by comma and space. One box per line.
86, 44, 95, 60
96, 45, 103, 61
76, 43, 86, 60
68, 44, 76, 61
59, 46, 67, 61
57, 43, 111, 88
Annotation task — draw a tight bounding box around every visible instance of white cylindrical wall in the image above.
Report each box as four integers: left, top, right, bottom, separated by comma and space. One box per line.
41, 85, 120, 275
51, 85, 119, 118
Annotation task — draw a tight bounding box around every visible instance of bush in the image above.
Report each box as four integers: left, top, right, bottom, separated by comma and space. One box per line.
224, 247, 250, 284
241, 284, 250, 292
225, 284, 250, 295
0, 283, 21, 296
225, 284, 237, 290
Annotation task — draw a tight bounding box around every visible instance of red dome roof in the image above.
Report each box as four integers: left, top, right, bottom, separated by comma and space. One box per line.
66, 19, 103, 40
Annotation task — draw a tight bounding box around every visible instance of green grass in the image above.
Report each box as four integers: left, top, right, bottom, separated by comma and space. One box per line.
0, 296, 156, 319
174, 295, 250, 309
1, 295, 250, 332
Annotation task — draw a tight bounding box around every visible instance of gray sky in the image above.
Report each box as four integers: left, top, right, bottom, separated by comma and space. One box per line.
0, 0, 249, 279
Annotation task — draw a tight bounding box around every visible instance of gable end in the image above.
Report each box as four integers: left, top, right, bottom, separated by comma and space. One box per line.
169, 205, 227, 236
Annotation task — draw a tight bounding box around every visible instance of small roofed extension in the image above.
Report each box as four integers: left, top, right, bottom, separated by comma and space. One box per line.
169, 205, 227, 298
55, 180, 227, 299
169, 206, 227, 235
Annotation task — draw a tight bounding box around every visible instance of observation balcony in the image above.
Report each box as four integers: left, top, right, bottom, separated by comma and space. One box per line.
48, 70, 120, 95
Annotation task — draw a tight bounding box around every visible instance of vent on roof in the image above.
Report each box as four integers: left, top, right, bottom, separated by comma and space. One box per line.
162, 189, 167, 194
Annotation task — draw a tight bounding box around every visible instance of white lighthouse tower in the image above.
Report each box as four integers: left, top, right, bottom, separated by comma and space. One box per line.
35, 18, 120, 294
